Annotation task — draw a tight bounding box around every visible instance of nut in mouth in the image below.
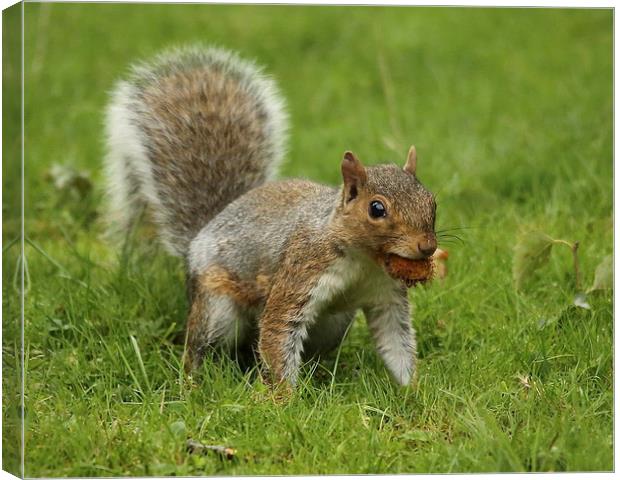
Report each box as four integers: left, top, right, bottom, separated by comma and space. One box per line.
382, 253, 434, 288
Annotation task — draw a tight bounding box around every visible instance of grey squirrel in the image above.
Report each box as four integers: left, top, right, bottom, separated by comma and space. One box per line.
103, 45, 438, 387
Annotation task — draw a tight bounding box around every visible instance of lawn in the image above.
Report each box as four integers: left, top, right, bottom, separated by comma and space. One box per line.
2, 4, 613, 476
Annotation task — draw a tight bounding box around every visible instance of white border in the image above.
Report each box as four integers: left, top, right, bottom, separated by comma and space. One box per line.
0, 0, 617, 7
0, 1, 615, 480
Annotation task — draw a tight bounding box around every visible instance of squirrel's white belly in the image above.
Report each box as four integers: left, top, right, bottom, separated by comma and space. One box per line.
318, 251, 398, 307
301, 252, 399, 356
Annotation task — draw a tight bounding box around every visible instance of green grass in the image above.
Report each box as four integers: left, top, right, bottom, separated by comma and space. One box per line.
3, 4, 613, 476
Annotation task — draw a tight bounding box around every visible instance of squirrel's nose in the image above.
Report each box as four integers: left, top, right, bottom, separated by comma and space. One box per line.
418, 235, 437, 258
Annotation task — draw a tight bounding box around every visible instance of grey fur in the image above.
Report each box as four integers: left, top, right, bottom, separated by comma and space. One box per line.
188, 180, 338, 277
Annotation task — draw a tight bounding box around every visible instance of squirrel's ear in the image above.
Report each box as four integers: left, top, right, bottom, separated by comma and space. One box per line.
341, 151, 367, 202
404, 145, 417, 175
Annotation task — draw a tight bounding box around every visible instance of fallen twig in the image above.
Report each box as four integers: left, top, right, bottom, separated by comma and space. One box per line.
186, 439, 236, 460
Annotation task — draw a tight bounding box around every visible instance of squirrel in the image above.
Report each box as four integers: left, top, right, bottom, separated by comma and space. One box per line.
103, 45, 438, 387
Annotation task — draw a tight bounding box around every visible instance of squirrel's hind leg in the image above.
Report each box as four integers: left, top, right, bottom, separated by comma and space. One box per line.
184, 274, 254, 372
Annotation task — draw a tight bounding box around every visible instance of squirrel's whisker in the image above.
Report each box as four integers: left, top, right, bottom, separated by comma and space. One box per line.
437, 240, 460, 246
435, 226, 475, 233
437, 234, 465, 245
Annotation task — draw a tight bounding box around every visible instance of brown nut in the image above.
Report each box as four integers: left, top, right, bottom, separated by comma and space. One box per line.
384, 255, 434, 287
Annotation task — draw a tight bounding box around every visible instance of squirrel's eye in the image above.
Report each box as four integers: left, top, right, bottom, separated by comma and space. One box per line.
369, 200, 387, 218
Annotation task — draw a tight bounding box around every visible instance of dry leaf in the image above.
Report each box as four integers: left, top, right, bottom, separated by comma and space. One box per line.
516, 373, 531, 389
589, 254, 612, 292
573, 292, 591, 310
513, 231, 555, 289
45, 163, 93, 198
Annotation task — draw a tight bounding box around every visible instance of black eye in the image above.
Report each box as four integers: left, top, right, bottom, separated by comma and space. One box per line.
369, 200, 387, 218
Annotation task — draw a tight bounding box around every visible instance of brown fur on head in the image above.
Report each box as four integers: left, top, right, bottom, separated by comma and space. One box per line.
337, 147, 437, 277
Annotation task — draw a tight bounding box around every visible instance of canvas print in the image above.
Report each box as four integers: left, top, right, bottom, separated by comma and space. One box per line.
2, 3, 613, 476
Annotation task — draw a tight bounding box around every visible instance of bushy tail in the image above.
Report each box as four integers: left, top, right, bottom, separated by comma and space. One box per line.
103, 45, 288, 256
